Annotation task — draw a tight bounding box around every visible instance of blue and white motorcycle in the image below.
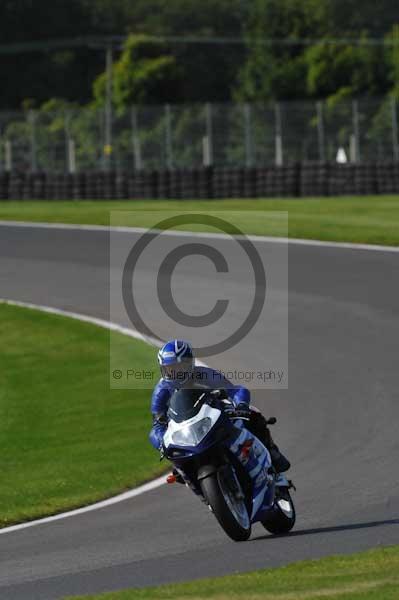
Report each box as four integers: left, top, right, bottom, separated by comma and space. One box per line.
163, 386, 296, 542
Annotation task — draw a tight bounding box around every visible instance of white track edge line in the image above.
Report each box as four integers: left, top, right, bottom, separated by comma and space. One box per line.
1, 219, 399, 253
0, 298, 176, 535
0, 475, 166, 535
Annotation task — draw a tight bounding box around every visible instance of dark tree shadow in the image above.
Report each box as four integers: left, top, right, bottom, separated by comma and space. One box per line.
252, 518, 399, 541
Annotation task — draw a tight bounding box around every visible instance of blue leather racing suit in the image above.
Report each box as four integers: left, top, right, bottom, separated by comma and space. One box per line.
149, 365, 250, 450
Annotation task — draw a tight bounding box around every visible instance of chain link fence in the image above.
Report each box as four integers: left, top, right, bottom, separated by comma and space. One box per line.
0, 97, 398, 173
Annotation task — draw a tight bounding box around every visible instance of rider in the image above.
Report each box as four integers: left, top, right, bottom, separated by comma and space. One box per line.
149, 339, 290, 473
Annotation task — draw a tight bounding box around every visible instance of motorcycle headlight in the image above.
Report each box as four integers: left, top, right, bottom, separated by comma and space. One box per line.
172, 417, 212, 447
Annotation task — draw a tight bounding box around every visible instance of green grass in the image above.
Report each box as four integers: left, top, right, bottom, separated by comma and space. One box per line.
64, 546, 399, 600
0, 196, 399, 245
0, 303, 164, 527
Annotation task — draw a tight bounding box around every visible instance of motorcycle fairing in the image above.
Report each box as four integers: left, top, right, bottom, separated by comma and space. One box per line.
227, 422, 273, 520
163, 403, 223, 453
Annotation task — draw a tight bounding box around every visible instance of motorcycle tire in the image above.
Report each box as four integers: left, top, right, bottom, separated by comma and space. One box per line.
200, 471, 251, 542
261, 487, 296, 535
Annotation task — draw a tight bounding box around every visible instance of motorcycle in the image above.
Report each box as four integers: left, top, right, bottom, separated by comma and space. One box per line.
163, 386, 296, 541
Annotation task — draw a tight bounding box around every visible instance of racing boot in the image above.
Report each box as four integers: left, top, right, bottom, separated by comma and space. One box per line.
269, 444, 291, 473
247, 408, 291, 472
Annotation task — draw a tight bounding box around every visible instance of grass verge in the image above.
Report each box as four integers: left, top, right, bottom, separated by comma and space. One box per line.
0, 196, 398, 245
64, 546, 399, 599
0, 303, 162, 528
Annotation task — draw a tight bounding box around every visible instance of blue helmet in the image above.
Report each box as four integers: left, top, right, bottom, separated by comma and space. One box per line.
158, 340, 194, 383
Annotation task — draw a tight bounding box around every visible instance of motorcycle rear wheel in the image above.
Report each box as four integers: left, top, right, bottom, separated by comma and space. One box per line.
200, 470, 251, 542
261, 487, 296, 535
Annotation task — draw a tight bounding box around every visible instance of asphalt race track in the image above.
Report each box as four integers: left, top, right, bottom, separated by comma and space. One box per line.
0, 223, 398, 600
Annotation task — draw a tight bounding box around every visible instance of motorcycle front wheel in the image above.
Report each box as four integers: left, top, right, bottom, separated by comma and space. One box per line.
200, 468, 251, 542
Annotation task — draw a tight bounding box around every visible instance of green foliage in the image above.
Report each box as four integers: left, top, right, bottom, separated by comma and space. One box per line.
305, 36, 389, 101
0, 0, 243, 109
235, 0, 395, 104
93, 35, 180, 111
1, 0, 399, 109
236, 0, 323, 102
385, 24, 399, 99
2, 0, 399, 168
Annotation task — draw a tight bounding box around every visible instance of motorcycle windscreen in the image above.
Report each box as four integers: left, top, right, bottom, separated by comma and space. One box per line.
167, 386, 210, 423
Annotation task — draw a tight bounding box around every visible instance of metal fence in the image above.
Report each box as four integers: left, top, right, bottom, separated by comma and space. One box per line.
0, 97, 398, 173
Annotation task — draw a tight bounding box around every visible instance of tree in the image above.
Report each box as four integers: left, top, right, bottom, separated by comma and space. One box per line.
305, 37, 389, 101
1, 0, 399, 111
235, 0, 323, 102
92, 35, 180, 111
386, 24, 399, 99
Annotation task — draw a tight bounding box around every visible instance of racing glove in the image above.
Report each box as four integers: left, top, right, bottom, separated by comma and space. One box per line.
234, 402, 251, 419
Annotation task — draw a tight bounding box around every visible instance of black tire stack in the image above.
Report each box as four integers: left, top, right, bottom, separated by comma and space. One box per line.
1, 162, 399, 200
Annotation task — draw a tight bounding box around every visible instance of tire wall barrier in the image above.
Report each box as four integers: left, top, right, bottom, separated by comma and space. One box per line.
1, 162, 399, 200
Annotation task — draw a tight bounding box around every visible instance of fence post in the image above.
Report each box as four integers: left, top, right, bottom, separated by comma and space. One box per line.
317, 101, 326, 162
204, 103, 213, 167
104, 45, 113, 169
65, 112, 70, 172
5, 140, 12, 172
131, 107, 142, 170
352, 100, 360, 163
65, 112, 76, 174
391, 97, 399, 161
165, 104, 173, 169
68, 140, 76, 174
244, 103, 253, 167
29, 110, 37, 171
275, 102, 283, 166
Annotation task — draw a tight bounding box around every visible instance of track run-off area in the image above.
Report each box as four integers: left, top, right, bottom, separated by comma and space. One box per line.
0, 221, 398, 599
